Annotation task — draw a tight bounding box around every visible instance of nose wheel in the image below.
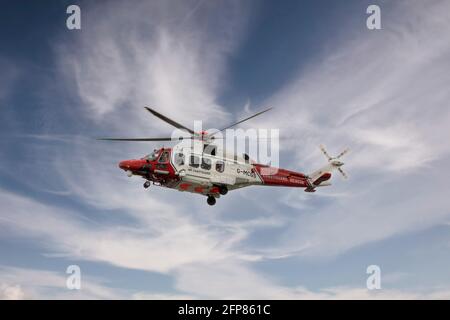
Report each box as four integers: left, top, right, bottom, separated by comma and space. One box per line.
143, 181, 151, 189
207, 195, 216, 206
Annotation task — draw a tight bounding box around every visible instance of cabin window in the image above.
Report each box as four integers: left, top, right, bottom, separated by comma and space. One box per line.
174, 153, 185, 165
216, 161, 225, 173
201, 157, 212, 170
189, 155, 200, 168
203, 144, 217, 156
158, 151, 170, 163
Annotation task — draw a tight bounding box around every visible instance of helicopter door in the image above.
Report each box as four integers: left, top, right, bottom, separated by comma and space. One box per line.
156, 150, 170, 171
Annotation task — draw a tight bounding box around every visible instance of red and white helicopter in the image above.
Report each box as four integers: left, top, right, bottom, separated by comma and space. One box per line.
99, 107, 348, 205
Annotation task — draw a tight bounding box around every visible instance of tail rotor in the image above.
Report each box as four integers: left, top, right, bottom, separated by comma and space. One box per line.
335, 147, 350, 160
337, 167, 348, 179
319, 145, 349, 179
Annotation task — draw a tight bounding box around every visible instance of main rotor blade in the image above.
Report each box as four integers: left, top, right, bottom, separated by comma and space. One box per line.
144, 107, 195, 135
97, 137, 186, 142
214, 107, 273, 134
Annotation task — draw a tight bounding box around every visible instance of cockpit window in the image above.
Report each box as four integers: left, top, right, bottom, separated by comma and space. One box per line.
143, 151, 158, 161
158, 151, 170, 163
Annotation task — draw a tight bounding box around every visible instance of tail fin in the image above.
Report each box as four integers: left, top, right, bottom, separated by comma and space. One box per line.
306, 145, 349, 189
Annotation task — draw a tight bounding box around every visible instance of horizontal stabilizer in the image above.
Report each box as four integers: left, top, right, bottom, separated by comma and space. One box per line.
312, 172, 331, 186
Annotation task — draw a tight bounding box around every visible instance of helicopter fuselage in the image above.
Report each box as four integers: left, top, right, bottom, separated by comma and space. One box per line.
118, 141, 322, 203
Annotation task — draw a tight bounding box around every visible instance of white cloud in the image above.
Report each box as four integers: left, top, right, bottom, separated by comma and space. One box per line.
0, 188, 255, 273
58, 0, 249, 130
0, 284, 25, 300
0, 266, 121, 299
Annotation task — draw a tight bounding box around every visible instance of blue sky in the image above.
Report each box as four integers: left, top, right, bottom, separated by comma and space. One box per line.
1, 0, 450, 299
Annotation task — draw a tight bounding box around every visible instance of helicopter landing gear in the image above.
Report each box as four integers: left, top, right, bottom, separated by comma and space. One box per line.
143, 181, 151, 189
218, 185, 228, 195
207, 195, 216, 206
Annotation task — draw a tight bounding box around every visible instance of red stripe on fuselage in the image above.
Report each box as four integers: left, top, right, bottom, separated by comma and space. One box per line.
253, 164, 309, 187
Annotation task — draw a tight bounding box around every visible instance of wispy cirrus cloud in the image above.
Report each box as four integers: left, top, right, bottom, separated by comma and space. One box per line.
0, 188, 258, 273
58, 0, 248, 128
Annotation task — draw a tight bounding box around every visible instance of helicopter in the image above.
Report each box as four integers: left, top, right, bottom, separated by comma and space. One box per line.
98, 107, 348, 206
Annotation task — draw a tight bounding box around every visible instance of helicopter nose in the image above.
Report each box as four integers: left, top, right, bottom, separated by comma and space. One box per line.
119, 160, 131, 170
119, 159, 146, 171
